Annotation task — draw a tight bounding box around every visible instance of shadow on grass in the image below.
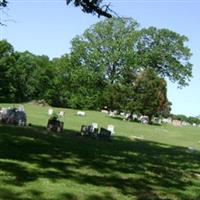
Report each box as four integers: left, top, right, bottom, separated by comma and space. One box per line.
0, 124, 200, 200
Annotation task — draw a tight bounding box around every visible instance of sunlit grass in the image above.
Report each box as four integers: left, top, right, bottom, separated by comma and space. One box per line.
0, 103, 200, 200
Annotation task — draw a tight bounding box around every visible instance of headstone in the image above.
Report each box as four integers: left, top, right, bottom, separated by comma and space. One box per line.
48, 108, 53, 116
59, 111, 65, 117
77, 111, 85, 116
107, 124, 115, 135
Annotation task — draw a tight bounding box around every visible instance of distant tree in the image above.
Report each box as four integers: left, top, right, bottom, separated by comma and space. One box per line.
67, 67, 103, 109
102, 84, 124, 111
171, 114, 200, 125
31, 54, 52, 100
128, 68, 170, 123
49, 54, 104, 109
187, 116, 200, 125
0, 40, 15, 102
172, 114, 187, 121
160, 101, 172, 118
6, 51, 51, 102
47, 55, 75, 107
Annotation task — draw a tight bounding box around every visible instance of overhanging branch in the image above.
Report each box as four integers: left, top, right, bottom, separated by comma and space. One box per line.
66, 0, 112, 18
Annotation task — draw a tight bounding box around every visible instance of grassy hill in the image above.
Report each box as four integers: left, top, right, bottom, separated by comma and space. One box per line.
0, 103, 200, 200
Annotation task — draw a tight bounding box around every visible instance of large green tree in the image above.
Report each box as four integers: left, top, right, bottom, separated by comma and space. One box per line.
71, 17, 139, 110
11, 51, 51, 102
71, 18, 139, 83
0, 18, 193, 116
70, 17, 192, 112
0, 45, 52, 103
128, 68, 171, 122
49, 54, 104, 109
47, 54, 73, 107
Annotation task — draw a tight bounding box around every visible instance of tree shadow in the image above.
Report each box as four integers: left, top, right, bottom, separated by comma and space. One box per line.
0, 124, 200, 199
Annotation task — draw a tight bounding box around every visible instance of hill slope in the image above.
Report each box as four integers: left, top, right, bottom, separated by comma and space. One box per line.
0, 103, 200, 200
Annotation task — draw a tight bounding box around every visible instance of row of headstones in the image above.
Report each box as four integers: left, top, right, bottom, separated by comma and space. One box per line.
80, 123, 115, 139
48, 108, 86, 117
101, 110, 150, 124
48, 109, 116, 136
48, 108, 65, 117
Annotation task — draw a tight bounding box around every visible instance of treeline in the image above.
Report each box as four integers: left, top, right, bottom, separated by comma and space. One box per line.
0, 18, 193, 121
171, 114, 200, 125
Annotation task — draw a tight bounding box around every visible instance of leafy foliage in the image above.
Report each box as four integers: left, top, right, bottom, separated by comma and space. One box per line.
0, 0, 7, 7
71, 18, 140, 110
66, 0, 112, 18
0, 40, 15, 102
171, 114, 200, 125
0, 0, 112, 19
69, 18, 192, 117
129, 68, 171, 121
135, 27, 193, 86
71, 18, 139, 83
0, 17, 194, 118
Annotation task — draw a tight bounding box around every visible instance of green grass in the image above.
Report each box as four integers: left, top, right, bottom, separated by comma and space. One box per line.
0, 103, 200, 200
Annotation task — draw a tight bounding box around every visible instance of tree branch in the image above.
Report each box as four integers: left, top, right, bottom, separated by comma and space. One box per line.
66, 0, 112, 18
0, 0, 8, 7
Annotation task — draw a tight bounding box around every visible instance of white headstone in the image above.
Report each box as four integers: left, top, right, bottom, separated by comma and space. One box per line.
18, 105, 24, 112
48, 108, 53, 116
92, 123, 98, 129
59, 111, 65, 117
107, 124, 115, 135
77, 111, 85, 116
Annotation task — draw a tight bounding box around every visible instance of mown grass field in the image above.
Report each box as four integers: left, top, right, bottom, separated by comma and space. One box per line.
0, 103, 200, 200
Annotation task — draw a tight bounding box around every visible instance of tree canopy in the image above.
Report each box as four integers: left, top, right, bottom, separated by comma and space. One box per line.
0, 40, 15, 102
66, 0, 112, 18
0, 17, 194, 122
71, 18, 192, 87
70, 17, 192, 116
71, 18, 139, 83
130, 68, 171, 121
135, 27, 193, 86
0, 0, 7, 7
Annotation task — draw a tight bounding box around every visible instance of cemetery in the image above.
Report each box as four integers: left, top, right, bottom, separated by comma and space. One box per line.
0, 3, 199, 199
0, 103, 200, 199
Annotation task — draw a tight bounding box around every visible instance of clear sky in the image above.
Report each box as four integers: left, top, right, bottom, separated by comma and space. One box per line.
1, 0, 200, 117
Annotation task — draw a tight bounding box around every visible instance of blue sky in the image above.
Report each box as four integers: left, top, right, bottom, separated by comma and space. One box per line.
1, 0, 200, 116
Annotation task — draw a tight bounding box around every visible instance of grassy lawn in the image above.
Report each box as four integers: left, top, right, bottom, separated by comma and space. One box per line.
0, 103, 200, 200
